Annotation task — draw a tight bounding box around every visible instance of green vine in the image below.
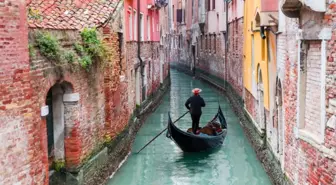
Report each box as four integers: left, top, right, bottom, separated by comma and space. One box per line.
35, 31, 61, 61
79, 55, 92, 71
80, 28, 106, 59
32, 28, 109, 72
63, 51, 76, 63
28, 44, 36, 58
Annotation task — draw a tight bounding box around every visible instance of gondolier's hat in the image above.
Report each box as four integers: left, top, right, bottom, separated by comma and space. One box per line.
192, 88, 202, 94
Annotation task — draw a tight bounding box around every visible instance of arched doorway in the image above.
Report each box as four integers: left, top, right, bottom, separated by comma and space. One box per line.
45, 82, 73, 171
257, 66, 265, 131
46, 89, 54, 169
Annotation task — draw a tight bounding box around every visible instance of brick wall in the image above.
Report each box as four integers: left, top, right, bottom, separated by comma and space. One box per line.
197, 33, 225, 79
227, 18, 244, 96
0, 0, 47, 184
280, 3, 336, 184
195, 18, 243, 98
125, 41, 164, 107
27, 27, 128, 170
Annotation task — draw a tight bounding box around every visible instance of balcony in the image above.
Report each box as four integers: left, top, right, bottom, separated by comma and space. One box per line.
281, 0, 326, 18
154, 0, 168, 8
198, 0, 206, 33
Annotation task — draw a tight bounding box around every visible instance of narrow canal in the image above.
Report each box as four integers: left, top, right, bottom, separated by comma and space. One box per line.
107, 69, 272, 185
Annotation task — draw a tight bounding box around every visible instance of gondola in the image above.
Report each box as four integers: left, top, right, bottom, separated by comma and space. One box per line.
166, 105, 227, 152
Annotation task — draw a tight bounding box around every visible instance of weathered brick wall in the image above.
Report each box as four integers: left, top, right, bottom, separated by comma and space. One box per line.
195, 19, 243, 97
280, 3, 336, 184
102, 26, 130, 145
0, 0, 47, 184
145, 42, 162, 96
227, 18, 244, 96
28, 27, 127, 170
197, 33, 225, 79
126, 41, 164, 107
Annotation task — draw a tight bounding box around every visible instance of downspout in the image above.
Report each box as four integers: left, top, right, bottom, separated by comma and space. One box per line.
224, 0, 229, 88
137, 0, 144, 100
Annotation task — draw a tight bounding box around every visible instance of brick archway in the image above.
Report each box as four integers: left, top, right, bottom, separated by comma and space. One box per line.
44, 81, 80, 172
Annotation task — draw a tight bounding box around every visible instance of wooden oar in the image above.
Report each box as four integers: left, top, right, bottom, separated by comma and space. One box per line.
135, 111, 189, 154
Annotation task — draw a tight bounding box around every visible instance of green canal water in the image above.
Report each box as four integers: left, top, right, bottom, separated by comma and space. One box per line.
107, 69, 272, 185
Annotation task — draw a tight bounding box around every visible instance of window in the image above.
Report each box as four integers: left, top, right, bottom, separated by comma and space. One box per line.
147, 16, 151, 41
209, 34, 211, 52
298, 41, 324, 140
177, 9, 183, 23
173, 5, 175, 22
133, 10, 137, 40
140, 13, 144, 41
192, 0, 194, 16
152, 16, 155, 32
128, 11, 132, 40
236, 22, 238, 52
207, 0, 211, 11
212, 0, 215, 10
214, 34, 216, 53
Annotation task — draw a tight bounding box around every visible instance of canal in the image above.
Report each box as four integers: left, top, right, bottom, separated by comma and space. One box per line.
107, 69, 272, 185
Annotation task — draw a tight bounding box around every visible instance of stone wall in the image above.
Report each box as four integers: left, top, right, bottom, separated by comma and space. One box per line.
0, 1, 46, 184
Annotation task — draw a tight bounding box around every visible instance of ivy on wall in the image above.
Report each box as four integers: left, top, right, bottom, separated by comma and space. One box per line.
30, 28, 109, 72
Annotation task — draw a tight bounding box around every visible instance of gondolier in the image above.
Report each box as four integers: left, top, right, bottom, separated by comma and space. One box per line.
185, 88, 206, 134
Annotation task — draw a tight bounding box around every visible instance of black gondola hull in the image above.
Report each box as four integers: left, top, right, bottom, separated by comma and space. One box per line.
167, 106, 227, 153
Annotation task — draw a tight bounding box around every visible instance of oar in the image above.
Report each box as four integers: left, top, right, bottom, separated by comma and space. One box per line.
135, 111, 189, 154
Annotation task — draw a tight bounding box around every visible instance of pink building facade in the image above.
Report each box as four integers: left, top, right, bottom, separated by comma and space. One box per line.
124, 0, 160, 42
123, 0, 169, 107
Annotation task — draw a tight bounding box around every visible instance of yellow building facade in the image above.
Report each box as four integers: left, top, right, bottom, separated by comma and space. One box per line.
243, 0, 274, 111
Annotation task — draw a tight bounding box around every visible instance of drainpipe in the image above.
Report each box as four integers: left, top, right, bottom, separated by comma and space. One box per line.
224, 0, 229, 87
137, 0, 144, 100
260, 26, 266, 39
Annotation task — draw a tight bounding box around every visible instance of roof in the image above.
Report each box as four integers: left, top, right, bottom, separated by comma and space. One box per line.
27, 0, 119, 30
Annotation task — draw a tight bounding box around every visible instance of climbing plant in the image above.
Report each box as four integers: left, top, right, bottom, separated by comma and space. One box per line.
35, 31, 61, 61
63, 51, 76, 64
31, 27, 110, 72
28, 43, 36, 58
80, 28, 106, 59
